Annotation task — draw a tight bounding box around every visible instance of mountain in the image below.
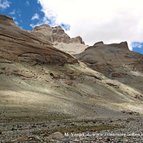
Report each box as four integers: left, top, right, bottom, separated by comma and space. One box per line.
0, 15, 77, 65
32, 24, 84, 44
0, 14, 143, 142
0, 14, 143, 119
76, 41, 143, 95
32, 24, 88, 54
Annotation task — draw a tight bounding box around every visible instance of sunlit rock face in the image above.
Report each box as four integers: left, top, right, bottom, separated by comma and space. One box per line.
32, 24, 87, 55
33, 24, 84, 44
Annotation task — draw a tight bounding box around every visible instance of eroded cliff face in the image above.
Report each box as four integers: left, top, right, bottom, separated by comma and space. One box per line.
76, 41, 143, 92
0, 15, 78, 65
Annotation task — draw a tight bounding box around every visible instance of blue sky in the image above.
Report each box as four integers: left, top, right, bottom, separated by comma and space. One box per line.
0, 0, 69, 30
0, 0, 143, 55
0, 0, 49, 30
132, 42, 143, 55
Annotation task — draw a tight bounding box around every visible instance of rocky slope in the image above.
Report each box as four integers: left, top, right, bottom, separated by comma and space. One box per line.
32, 24, 87, 54
76, 41, 143, 95
0, 15, 77, 65
33, 24, 84, 44
0, 14, 143, 119
0, 14, 143, 142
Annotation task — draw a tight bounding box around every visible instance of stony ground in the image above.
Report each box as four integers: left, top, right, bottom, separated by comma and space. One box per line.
0, 116, 143, 143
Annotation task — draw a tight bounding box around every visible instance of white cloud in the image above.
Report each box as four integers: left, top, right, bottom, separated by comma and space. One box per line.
38, 0, 143, 50
26, 1, 30, 6
31, 13, 40, 20
30, 16, 49, 28
0, 0, 10, 9
30, 23, 41, 28
13, 17, 19, 26
9, 10, 15, 15
132, 42, 142, 49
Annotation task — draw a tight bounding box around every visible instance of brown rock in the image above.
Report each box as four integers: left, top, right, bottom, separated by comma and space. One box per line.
0, 14, 78, 65
76, 41, 143, 92
0, 15, 16, 26
93, 41, 104, 46
32, 24, 84, 44
47, 132, 64, 140
108, 41, 129, 49
71, 36, 85, 44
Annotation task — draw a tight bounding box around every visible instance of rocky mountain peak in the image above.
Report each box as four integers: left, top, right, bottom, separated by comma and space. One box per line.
77, 40, 143, 84
53, 25, 64, 31
71, 36, 85, 44
34, 24, 51, 30
92, 41, 129, 50
108, 41, 129, 50
52, 26, 68, 36
32, 24, 85, 44
94, 41, 104, 46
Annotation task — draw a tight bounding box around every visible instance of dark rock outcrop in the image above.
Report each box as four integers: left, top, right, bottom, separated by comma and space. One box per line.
108, 41, 129, 49
93, 41, 104, 46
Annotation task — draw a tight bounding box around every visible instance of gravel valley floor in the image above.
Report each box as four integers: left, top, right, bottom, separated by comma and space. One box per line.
0, 116, 143, 142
